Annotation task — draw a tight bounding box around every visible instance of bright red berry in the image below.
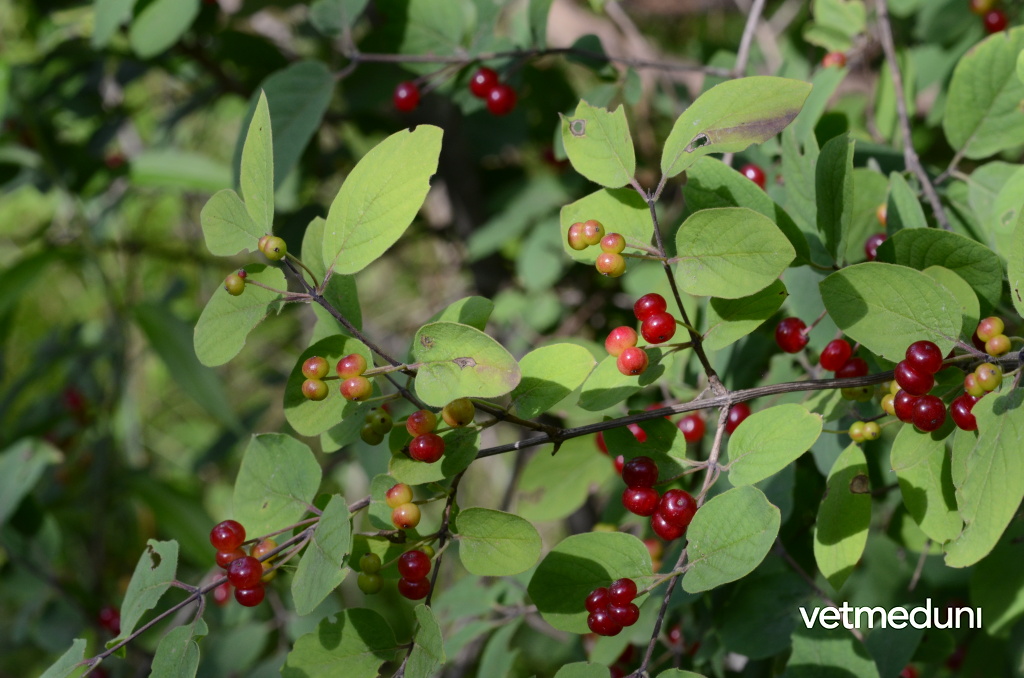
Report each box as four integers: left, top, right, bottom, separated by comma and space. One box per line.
651, 512, 686, 540
215, 548, 246, 569
725, 403, 751, 434
337, 354, 368, 378
950, 394, 980, 431
596, 432, 608, 454
469, 67, 499, 98
633, 293, 667, 321
605, 326, 639, 357
835, 357, 869, 379
210, 520, 246, 552
895, 360, 934, 396
485, 84, 516, 115
409, 433, 445, 463
822, 51, 847, 68
227, 556, 263, 589
614, 455, 625, 475
398, 577, 431, 600
398, 550, 432, 581
905, 341, 943, 374
622, 487, 660, 516
912, 395, 947, 432
617, 347, 649, 376
864, 233, 887, 261
608, 578, 638, 605
587, 608, 623, 636
658, 489, 697, 529
983, 8, 1009, 33
775, 317, 809, 353
820, 339, 853, 371
627, 422, 648, 443
585, 587, 610, 613
234, 585, 265, 607
893, 390, 918, 423
609, 602, 640, 627
596, 253, 626, 277
641, 312, 677, 344
340, 376, 373, 401
740, 163, 766, 189
622, 456, 658, 487
677, 414, 706, 443
406, 409, 437, 436
393, 81, 420, 112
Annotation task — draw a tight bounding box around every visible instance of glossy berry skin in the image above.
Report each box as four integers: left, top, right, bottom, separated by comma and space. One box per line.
822, 51, 847, 68
357, 572, 383, 594
398, 550, 432, 581
893, 390, 918, 423
740, 163, 766, 189
905, 340, 943, 374
617, 347, 649, 376
849, 421, 866, 442
641, 312, 677, 344
622, 456, 658, 488
340, 376, 372, 401
725, 403, 751, 434
406, 410, 438, 436
227, 556, 263, 589
567, 222, 588, 250
302, 379, 328, 401
651, 512, 686, 540
596, 253, 626, 277
469, 67, 499, 98
600, 233, 626, 254
609, 578, 638, 605
442, 398, 475, 427
302, 356, 330, 379
409, 433, 445, 463
627, 422, 648, 443
986, 334, 1011, 356
587, 608, 623, 636
386, 483, 414, 508
224, 273, 245, 296
359, 553, 382, 574
983, 9, 1009, 33
678, 414, 706, 443
336, 353, 368, 378
234, 585, 265, 607
659, 489, 697, 529
605, 326, 639, 357
864, 233, 887, 261
210, 520, 246, 551
912, 395, 947, 432
393, 82, 420, 112
252, 538, 277, 562
257, 234, 271, 254
582, 220, 605, 246
633, 293, 667, 321
976, 316, 1005, 342
398, 577, 431, 600
895, 360, 934, 396
262, 236, 286, 261
609, 603, 641, 627
975, 363, 1002, 391
614, 455, 625, 474
622, 487, 660, 516
950, 394, 979, 431
485, 84, 517, 115
585, 587, 610, 613
835, 357, 869, 379
820, 339, 853, 371
880, 393, 896, 416
392, 502, 421, 530
216, 548, 246, 569
775, 317, 809, 353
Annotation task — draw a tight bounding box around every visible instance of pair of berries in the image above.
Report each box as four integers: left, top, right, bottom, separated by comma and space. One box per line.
394, 66, 517, 116
620, 457, 698, 540
585, 578, 640, 636
819, 338, 871, 399
974, 316, 1011, 356
224, 269, 247, 296
337, 353, 373, 401
360, 408, 393, 445
386, 483, 421, 530
257, 234, 287, 261
397, 549, 432, 600
848, 420, 881, 443
301, 355, 331, 401
357, 552, 384, 594
969, 0, 1009, 33
209, 520, 274, 607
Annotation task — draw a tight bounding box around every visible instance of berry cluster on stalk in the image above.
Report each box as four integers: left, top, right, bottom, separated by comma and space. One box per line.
619, 457, 698, 541
209, 520, 275, 607
393, 65, 517, 115
585, 578, 641, 636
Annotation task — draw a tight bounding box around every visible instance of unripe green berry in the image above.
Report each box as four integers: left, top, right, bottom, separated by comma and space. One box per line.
880, 393, 896, 416
365, 408, 393, 436
386, 483, 414, 508
302, 356, 330, 379
392, 502, 421, 530
596, 252, 626, 277
964, 372, 986, 398
357, 572, 383, 594
262, 236, 287, 261
420, 545, 435, 559
985, 334, 1011, 356
849, 421, 866, 442
359, 424, 384, 445
862, 421, 881, 441
302, 379, 328, 401
841, 386, 873, 402
581, 219, 605, 246
441, 398, 475, 427
224, 273, 246, 296
359, 552, 382, 574
600, 233, 626, 254
975, 363, 1002, 392
567, 222, 588, 251
976, 316, 1005, 342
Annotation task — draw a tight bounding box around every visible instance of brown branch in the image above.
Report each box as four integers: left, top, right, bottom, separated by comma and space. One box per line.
733, 0, 768, 77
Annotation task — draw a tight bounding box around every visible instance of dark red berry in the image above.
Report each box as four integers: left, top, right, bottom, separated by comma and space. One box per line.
983, 9, 1008, 33
215, 548, 246, 569
609, 602, 641, 627
740, 163, 766, 189
633, 293, 667, 321
820, 339, 853, 371
608, 578, 637, 605
409, 433, 445, 463
469, 67, 499, 98
725, 403, 751, 434
485, 84, 516, 115
658, 489, 697, 529
98, 606, 120, 635
651, 512, 686, 540
623, 487, 659, 516
210, 520, 246, 551
912, 395, 946, 432
398, 577, 431, 600
775, 317, 809, 353
587, 608, 623, 636
678, 414, 706, 443
585, 587, 610, 613
621, 456, 658, 488
227, 556, 263, 589
864, 233, 887, 261
393, 81, 420, 112
893, 389, 918, 423
640, 312, 677, 344
950, 394, 979, 431
397, 550, 432, 581
234, 585, 265, 607
835, 357, 869, 379
895, 360, 934, 396
905, 340, 943, 374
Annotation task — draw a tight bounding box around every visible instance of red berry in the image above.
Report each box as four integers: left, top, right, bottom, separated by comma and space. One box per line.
899, 667, 919, 678
469, 67, 499, 98
609, 602, 640, 627
976, 316, 1005, 342
386, 483, 414, 508
820, 339, 853, 371
605, 326, 639, 357
641, 312, 677, 344
740, 163, 766, 189
398, 577, 431, 600
596, 253, 626, 277
651, 512, 686, 540
215, 548, 246, 569
409, 433, 445, 463
227, 556, 263, 589
864, 233, 887, 261
302, 356, 329, 379
406, 410, 438, 436
905, 340, 943, 374
622, 487, 660, 516
658, 489, 697, 529
835, 357, 869, 379
912, 395, 947, 432
98, 606, 120, 635
336, 353, 368, 378
775, 317, 809, 353
213, 581, 231, 606
895, 360, 934, 396
397, 550, 432, 581
600, 233, 626, 254
210, 520, 246, 551
608, 578, 638, 605
622, 456, 659, 488
983, 8, 1008, 33
340, 376, 373, 401
893, 390, 918, 423
587, 608, 623, 636
234, 585, 265, 607
725, 403, 751, 434
678, 414, 706, 443
617, 347, 649, 376
585, 587, 610, 613
633, 293, 667, 321
614, 455, 625, 475
627, 422, 648, 443
485, 84, 517, 115
950, 394, 980, 431
822, 51, 847, 68
393, 81, 420, 112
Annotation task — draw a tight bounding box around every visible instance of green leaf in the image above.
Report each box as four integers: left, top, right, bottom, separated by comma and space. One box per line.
283, 334, 373, 437
528, 532, 652, 633
578, 351, 668, 411
792, 65, 848, 144
717, 569, 807, 660
682, 486, 780, 593
233, 434, 322, 538
529, 0, 553, 48
560, 101, 636, 188
946, 389, 1024, 567
877, 227, 1003, 311
516, 439, 614, 523
554, 663, 612, 678
128, 0, 199, 58
109, 540, 179, 646
0, 438, 61, 527
673, 207, 796, 298
886, 172, 928, 231
389, 427, 479, 485
303, 217, 362, 338
922, 266, 980, 340
819, 262, 962, 361
40, 639, 86, 678
703, 280, 789, 351
944, 27, 1024, 159
130, 149, 232, 193
407, 605, 446, 678
199, 189, 263, 257
93, 0, 137, 48
240, 92, 274, 234
726, 404, 823, 486
890, 421, 962, 544
559, 188, 652, 264
426, 296, 493, 331
410, 322, 521, 407
323, 126, 443, 274
803, 0, 867, 52
308, 0, 369, 37
969, 521, 1024, 635
193, 264, 286, 366
150, 619, 208, 678
1010, 210, 1024, 319
454, 508, 542, 576
133, 303, 239, 431
816, 133, 855, 263
657, 671, 707, 678
661, 76, 811, 178
783, 625, 880, 678
989, 164, 1024, 254
282, 609, 399, 678
509, 344, 596, 419
399, 0, 466, 70
781, 128, 820, 233
292, 495, 352, 616
814, 443, 871, 590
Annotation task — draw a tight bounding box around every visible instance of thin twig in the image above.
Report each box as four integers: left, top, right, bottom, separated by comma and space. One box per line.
733, 0, 768, 77
631, 547, 688, 677
908, 540, 931, 591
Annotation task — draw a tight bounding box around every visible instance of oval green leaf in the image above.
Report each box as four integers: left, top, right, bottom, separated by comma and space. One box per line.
816, 133, 855, 263
411, 322, 521, 407
0, 438, 61, 527
407, 605, 445, 678
193, 264, 286, 366
510, 343, 596, 419
455, 508, 542, 576
814, 443, 870, 590
108, 540, 179, 647
199, 189, 262, 257
890, 424, 962, 544
922, 266, 980, 340
233, 434, 322, 538
129, 0, 199, 58
726, 404, 823, 486
292, 495, 352, 616
282, 609, 399, 678
703, 280, 789, 351
554, 663, 613, 678
240, 91, 274, 234
560, 100, 636, 188
515, 439, 614, 523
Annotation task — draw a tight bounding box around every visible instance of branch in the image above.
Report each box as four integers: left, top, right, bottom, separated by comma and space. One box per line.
733, 0, 768, 77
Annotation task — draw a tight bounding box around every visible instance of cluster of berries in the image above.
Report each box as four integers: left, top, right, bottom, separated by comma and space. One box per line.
973, 316, 1011, 356
848, 420, 882, 443
209, 520, 276, 607
396, 548, 434, 600
969, 0, 1009, 33
223, 233, 290, 296
585, 578, 641, 636
386, 482, 421, 530
880, 340, 949, 432
620, 457, 698, 541
952, 361, 1001, 431
394, 66, 516, 116
361, 407, 394, 445
605, 293, 680, 377
777, 323, 873, 402
357, 552, 383, 594
567, 219, 629, 278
